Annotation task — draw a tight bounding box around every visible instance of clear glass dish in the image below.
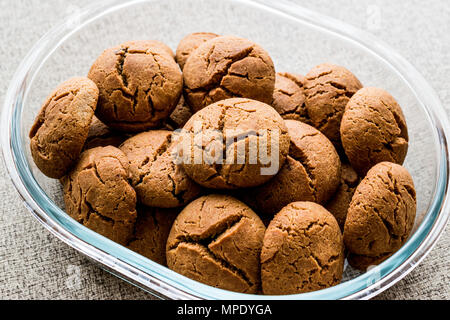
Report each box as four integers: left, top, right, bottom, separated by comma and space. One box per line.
2, 0, 449, 300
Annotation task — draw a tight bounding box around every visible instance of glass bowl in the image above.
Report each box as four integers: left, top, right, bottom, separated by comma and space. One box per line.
2, 0, 449, 300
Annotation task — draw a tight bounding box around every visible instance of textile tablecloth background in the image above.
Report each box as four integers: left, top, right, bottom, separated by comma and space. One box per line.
0, 0, 448, 299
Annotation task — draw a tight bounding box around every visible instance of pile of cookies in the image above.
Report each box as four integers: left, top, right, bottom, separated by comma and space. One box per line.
29, 32, 416, 295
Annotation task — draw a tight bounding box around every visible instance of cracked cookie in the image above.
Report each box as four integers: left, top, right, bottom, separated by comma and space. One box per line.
180, 98, 290, 189
62, 146, 137, 245
120, 130, 202, 208
341, 87, 409, 176
166, 194, 266, 293
127, 205, 179, 265
343, 162, 416, 270
29, 77, 98, 179
304, 63, 363, 148
272, 72, 309, 123
183, 36, 276, 112
325, 162, 360, 230
243, 120, 341, 215
88, 40, 183, 132
83, 116, 128, 150
175, 32, 219, 70
261, 201, 344, 295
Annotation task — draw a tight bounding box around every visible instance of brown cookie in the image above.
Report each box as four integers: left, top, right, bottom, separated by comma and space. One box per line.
166, 194, 266, 294
127, 206, 179, 265
119, 130, 202, 208
261, 202, 344, 295
88, 40, 183, 132
175, 32, 219, 70
29, 77, 98, 179
163, 95, 193, 130
341, 87, 409, 176
62, 146, 137, 245
272, 72, 309, 123
183, 36, 275, 112
343, 162, 416, 270
325, 162, 360, 230
83, 116, 128, 150
304, 63, 363, 147
180, 98, 290, 189
243, 120, 341, 216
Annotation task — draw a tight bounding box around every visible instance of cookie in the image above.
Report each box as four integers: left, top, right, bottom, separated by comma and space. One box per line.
261, 202, 344, 295
175, 32, 219, 70
88, 40, 183, 132
29, 77, 98, 179
272, 72, 308, 123
343, 162, 416, 270
183, 36, 275, 112
325, 162, 360, 230
341, 87, 409, 175
83, 116, 127, 150
304, 63, 363, 147
243, 120, 341, 215
180, 98, 290, 189
119, 130, 202, 208
127, 206, 179, 265
164, 95, 193, 130
166, 194, 266, 293
62, 146, 137, 245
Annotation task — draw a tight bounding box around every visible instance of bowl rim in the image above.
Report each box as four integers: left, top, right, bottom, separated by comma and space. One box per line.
2, 0, 449, 300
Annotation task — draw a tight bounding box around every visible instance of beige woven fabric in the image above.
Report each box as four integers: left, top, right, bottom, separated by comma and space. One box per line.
0, 0, 448, 299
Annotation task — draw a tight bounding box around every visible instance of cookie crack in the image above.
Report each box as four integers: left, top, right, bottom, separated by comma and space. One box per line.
83, 198, 115, 226
380, 99, 408, 139
168, 214, 253, 287
305, 70, 333, 82
386, 168, 415, 240
116, 47, 129, 90
205, 43, 217, 71
358, 199, 401, 246
131, 87, 138, 115
209, 107, 228, 184
192, 46, 254, 92
289, 147, 317, 201
178, 242, 253, 288
167, 171, 185, 204
135, 134, 173, 187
